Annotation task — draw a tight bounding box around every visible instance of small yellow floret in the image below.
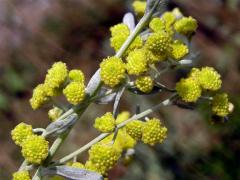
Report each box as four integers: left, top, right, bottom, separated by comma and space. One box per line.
174, 16, 198, 35
48, 106, 63, 121
176, 78, 202, 102
132, 1, 146, 16
212, 93, 231, 117
145, 32, 172, 55
44, 62, 68, 96
100, 56, 126, 87
87, 143, 121, 175
126, 120, 144, 140
30, 84, 49, 110
94, 112, 115, 133
142, 118, 167, 146
198, 67, 222, 91
11, 123, 33, 146
21, 135, 49, 164
170, 40, 189, 60
135, 76, 154, 93
63, 82, 85, 105
126, 49, 148, 75
69, 69, 85, 84
13, 171, 31, 180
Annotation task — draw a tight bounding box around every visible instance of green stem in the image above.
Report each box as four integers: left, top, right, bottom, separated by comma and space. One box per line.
56, 94, 177, 165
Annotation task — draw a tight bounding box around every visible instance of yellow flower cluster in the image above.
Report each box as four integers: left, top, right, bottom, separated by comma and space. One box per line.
21, 135, 49, 164
86, 143, 121, 175
13, 171, 31, 180
174, 16, 198, 36
176, 67, 222, 102
126, 120, 144, 140
126, 49, 148, 75
11, 123, 33, 146
170, 40, 189, 60
135, 76, 154, 93
142, 118, 167, 146
100, 56, 126, 87
30, 61, 86, 109
94, 112, 116, 133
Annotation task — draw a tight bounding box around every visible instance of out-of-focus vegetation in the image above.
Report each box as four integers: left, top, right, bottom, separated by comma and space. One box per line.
0, 0, 239, 179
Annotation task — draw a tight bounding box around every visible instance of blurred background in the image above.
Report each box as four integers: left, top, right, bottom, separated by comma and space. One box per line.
0, 0, 240, 179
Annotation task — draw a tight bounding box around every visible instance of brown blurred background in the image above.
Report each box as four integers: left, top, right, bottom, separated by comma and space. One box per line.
0, 0, 240, 179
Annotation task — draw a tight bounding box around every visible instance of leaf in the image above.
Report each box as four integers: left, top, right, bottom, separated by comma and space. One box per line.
86, 69, 101, 96
178, 59, 193, 65
45, 113, 78, 136
40, 166, 103, 180
113, 87, 125, 117
95, 88, 116, 104
123, 12, 135, 32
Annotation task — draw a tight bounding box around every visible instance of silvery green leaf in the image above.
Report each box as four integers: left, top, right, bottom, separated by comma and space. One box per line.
41, 166, 103, 180
45, 113, 78, 136
86, 69, 101, 96
128, 86, 162, 95
123, 12, 135, 32
95, 88, 116, 104
113, 87, 125, 117
178, 59, 193, 65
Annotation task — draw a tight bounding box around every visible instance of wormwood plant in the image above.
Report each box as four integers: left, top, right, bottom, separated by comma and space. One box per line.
11, 0, 234, 180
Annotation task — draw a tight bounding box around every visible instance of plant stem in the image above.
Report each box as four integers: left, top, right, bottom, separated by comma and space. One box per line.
56, 94, 177, 165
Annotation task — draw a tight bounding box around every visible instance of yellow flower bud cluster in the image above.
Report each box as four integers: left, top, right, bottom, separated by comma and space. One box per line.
170, 40, 189, 60
176, 67, 223, 102
21, 135, 49, 164
100, 56, 126, 88
142, 118, 167, 146
69, 69, 85, 84
30, 84, 50, 110
94, 112, 116, 133
174, 16, 198, 36
13, 171, 31, 180
11, 123, 33, 146
135, 76, 154, 93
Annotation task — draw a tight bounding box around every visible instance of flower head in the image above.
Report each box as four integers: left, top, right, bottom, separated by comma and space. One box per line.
69, 69, 85, 84
94, 112, 116, 133
174, 16, 198, 35
126, 120, 144, 140
212, 93, 231, 117
170, 40, 189, 60
13, 171, 31, 180
30, 84, 49, 110
11, 123, 33, 146
63, 82, 85, 105
176, 78, 202, 102
142, 118, 167, 146
100, 56, 126, 87
21, 135, 49, 164
135, 76, 154, 93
